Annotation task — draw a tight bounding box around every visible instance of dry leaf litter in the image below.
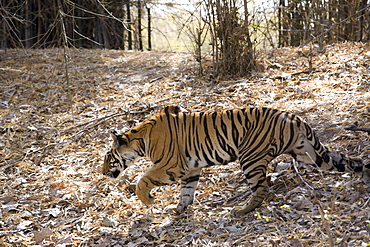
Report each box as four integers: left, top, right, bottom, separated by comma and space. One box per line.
1, 42, 370, 246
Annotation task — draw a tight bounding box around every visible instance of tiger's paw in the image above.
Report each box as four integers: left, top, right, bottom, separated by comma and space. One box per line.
175, 204, 187, 214
136, 191, 155, 205
230, 206, 250, 218
138, 197, 155, 205
362, 170, 370, 184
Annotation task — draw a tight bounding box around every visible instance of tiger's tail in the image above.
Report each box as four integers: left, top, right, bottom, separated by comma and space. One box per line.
291, 121, 368, 174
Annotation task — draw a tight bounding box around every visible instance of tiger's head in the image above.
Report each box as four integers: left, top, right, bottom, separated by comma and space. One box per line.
102, 130, 140, 178
102, 106, 187, 178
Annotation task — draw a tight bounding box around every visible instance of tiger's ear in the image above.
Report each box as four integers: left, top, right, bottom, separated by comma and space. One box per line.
110, 130, 128, 149
163, 105, 189, 115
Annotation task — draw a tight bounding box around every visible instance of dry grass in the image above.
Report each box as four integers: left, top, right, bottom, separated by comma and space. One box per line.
1, 42, 370, 246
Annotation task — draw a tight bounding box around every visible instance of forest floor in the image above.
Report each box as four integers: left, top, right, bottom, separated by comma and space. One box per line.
1, 42, 370, 247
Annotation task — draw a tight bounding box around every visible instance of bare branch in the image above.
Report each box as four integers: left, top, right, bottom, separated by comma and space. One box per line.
345, 122, 370, 135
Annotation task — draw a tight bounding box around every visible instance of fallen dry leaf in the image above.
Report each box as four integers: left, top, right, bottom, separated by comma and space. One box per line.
33, 228, 53, 243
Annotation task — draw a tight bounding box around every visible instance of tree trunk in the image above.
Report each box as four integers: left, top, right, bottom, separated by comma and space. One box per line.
147, 6, 151, 51
137, 0, 143, 51
126, 0, 132, 50
1, 17, 7, 50
278, 0, 283, 47
243, 0, 254, 72
25, 0, 31, 48
359, 0, 366, 41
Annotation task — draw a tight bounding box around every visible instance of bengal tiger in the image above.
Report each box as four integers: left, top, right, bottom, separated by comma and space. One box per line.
102, 106, 369, 217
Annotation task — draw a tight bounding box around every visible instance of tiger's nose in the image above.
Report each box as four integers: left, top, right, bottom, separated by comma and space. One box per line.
106, 169, 121, 178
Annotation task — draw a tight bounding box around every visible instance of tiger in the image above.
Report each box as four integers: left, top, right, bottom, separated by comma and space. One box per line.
102, 105, 369, 217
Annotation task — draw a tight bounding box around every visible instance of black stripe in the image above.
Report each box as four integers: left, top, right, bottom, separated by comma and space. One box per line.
183, 175, 200, 183
166, 170, 177, 182
236, 110, 242, 124
201, 145, 215, 166
148, 177, 167, 186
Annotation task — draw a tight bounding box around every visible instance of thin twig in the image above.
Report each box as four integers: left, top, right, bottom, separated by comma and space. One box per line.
62, 108, 154, 139
95, 0, 131, 31
293, 157, 335, 246
317, 201, 335, 247
292, 159, 315, 191
58, 2, 70, 86
61, 112, 123, 133
301, 3, 370, 47
208, 190, 252, 206
345, 122, 370, 135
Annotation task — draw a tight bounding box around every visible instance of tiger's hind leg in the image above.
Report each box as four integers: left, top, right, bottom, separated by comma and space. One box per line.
175, 168, 201, 214
289, 134, 333, 170
231, 159, 270, 218
290, 134, 368, 174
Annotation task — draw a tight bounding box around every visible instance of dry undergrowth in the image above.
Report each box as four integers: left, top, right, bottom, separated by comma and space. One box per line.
1, 42, 370, 246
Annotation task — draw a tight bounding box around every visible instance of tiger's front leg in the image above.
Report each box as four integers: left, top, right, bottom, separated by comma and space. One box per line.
136, 176, 156, 205
175, 169, 201, 214
136, 169, 172, 205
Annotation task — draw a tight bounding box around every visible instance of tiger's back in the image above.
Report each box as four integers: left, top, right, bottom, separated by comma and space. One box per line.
103, 106, 368, 217
148, 108, 300, 168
